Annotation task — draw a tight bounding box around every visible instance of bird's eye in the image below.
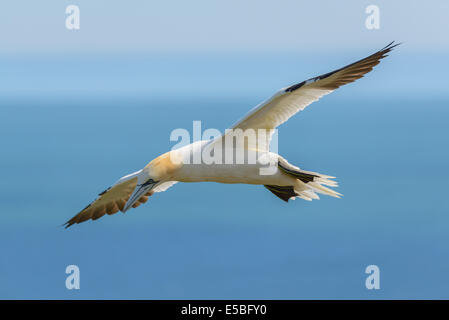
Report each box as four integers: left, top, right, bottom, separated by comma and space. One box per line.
141, 179, 157, 187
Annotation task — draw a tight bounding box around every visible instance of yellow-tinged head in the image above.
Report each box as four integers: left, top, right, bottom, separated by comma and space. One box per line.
143, 151, 182, 181
123, 151, 182, 212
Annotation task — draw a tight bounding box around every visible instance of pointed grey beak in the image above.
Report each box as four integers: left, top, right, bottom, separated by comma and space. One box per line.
123, 179, 157, 212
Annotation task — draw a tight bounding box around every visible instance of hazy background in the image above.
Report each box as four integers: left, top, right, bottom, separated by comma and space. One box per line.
0, 0, 448, 299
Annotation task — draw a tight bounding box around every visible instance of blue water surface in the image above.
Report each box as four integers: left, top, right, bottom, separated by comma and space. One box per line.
0, 53, 448, 299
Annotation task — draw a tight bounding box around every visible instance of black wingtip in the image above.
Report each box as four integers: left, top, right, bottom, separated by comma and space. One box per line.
382, 41, 401, 52
284, 41, 400, 93
383, 41, 395, 49
377, 41, 400, 60
62, 219, 75, 229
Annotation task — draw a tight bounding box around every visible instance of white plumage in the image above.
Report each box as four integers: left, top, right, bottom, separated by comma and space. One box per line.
65, 42, 398, 228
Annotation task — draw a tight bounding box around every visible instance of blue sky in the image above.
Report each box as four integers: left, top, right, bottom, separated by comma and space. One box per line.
1, 0, 448, 54
1, 1, 448, 101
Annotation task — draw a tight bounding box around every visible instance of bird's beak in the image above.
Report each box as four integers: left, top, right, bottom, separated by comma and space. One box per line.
123, 179, 157, 212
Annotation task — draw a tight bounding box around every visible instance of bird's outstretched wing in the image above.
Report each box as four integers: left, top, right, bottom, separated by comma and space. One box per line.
231, 42, 399, 133
64, 171, 177, 228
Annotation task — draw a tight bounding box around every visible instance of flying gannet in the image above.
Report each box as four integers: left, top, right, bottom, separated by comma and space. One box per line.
65, 42, 398, 228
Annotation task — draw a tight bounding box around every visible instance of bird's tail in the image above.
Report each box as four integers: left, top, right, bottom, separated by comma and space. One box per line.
292, 171, 341, 201
266, 157, 342, 202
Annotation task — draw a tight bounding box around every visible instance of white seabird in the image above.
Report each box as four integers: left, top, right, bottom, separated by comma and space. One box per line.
65, 42, 398, 228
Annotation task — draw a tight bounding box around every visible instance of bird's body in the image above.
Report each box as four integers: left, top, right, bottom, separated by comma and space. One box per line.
65, 42, 398, 228
165, 141, 289, 185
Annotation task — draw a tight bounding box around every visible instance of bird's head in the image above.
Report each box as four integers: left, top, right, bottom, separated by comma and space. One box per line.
123, 152, 181, 212
122, 170, 158, 213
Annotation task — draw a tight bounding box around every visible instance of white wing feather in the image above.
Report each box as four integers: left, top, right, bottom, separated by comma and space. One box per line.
223, 42, 398, 150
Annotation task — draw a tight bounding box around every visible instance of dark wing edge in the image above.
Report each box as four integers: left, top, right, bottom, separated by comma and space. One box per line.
63, 186, 154, 229
285, 41, 400, 92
